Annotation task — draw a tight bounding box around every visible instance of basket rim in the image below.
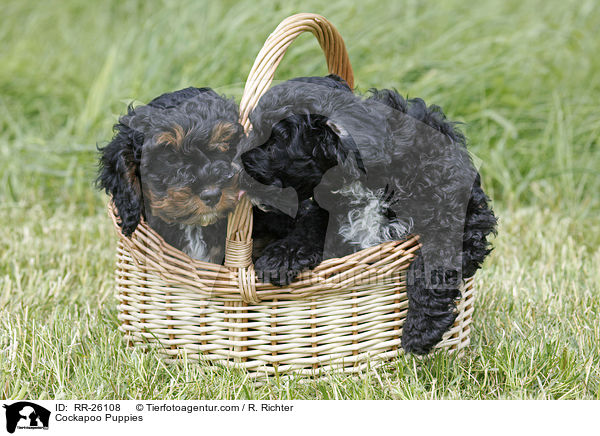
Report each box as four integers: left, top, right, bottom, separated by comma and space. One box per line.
110, 200, 424, 301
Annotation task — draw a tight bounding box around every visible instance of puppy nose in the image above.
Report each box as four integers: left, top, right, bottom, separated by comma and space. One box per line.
200, 188, 221, 207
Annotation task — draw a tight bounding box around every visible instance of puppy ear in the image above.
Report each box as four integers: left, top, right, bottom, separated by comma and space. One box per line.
97, 111, 145, 236
324, 119, 366, 176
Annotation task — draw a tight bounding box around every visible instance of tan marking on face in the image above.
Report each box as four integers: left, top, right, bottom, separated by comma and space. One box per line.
217, 175, 241, 214
156, 124, 186, 149
208, 122, 239, 152
147, 187, 209, 224
145, 174, 240, 226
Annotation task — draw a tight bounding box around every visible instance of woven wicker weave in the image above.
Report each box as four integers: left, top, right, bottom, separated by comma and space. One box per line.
111, 13, 475, 378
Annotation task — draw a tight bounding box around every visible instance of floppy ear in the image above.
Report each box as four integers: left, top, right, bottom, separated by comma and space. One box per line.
324, 118, 366, 176
97, 110, 145, 236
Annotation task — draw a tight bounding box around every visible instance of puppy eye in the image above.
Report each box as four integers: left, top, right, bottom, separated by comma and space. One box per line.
217, 169, 236, 184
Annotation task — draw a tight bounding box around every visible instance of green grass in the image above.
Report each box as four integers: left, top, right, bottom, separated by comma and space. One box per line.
1, 0, 598, 399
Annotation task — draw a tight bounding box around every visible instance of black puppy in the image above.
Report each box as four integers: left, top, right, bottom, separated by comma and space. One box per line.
97, 87, 244, 263
237, 76, 350, 286
239, 75, 496, 354
362, 87, 498, 354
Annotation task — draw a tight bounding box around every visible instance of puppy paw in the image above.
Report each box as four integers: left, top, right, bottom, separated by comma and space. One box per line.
401, 309, 457, 355
400, 255, 463, 354
254, 241, 322, 286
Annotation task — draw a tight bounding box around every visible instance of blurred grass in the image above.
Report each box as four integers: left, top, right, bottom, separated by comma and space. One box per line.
0, 0, 598, 399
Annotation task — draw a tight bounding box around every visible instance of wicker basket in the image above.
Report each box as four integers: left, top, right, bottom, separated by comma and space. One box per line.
111, 13, 475, 378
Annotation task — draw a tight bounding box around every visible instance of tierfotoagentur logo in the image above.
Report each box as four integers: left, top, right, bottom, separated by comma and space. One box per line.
2, 402, 50, 434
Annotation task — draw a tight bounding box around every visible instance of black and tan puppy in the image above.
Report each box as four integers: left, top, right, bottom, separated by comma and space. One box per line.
97, 87, 244, 263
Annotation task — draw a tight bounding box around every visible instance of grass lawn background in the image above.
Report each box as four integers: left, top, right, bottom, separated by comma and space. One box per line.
1, 0, 598, 399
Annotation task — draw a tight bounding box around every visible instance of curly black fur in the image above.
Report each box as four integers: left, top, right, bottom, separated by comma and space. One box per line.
365, 88, 497, 354
239, 75, 497, 354
238, 76, 355, 284
462, 173, 497, 278
253, 199, 329, 286
97, 104, 146, 236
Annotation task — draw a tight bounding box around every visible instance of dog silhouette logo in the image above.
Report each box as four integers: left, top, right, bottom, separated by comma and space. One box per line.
2, 402, 50, 433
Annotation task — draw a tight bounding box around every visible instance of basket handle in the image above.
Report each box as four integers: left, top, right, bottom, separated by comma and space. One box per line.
238, 13, 354, 131
224, 14, 354, 301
